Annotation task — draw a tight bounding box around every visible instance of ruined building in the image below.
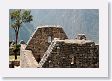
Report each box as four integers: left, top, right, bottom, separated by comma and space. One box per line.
26, 25, 68, 62
20, 25, 99, 68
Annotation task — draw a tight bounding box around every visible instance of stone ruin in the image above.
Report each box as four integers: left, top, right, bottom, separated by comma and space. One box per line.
26, 25, 68, 62
20, 25, 99, 68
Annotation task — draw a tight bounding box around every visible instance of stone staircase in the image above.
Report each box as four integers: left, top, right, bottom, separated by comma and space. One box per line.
38, 40, 57, 68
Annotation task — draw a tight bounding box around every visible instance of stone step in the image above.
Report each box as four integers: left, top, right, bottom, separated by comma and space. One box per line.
38, 41, 57, 67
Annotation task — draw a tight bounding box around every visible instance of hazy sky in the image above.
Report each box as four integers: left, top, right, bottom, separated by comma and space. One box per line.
31, 9, 99, 43
10, 9, 99, 44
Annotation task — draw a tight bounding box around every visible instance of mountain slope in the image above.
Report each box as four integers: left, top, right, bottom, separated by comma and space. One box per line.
9, 9, 99, 44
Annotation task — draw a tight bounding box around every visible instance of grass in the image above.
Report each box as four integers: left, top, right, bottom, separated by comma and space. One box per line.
9, 55, 20, 61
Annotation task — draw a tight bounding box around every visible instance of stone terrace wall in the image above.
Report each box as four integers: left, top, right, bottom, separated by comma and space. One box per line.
20, 44, 38, 68
26, 27, 68, 62
42, 41, 99, 68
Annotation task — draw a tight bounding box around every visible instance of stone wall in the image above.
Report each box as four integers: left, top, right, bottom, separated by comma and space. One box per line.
20, 44, 38, 68
26, 27, 68, 62
42, 41, 99, 68
9, 61, 20, 68
22, 26, 99, 68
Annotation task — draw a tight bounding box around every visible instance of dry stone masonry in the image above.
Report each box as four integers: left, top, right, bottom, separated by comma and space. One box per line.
20, 25, 99, 68
42, 39, 99, 68
26, 26, 68, 62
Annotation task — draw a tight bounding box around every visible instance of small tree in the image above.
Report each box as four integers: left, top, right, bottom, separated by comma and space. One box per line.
10, 9, 33, 59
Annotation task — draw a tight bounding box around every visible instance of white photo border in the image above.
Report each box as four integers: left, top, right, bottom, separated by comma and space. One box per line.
0, 0, 108, 77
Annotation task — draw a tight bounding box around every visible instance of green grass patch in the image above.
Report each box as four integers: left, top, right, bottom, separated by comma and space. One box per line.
9, 55, 20, 61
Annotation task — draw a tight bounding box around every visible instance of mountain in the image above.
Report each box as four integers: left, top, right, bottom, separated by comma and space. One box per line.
9, 9, 99, 44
